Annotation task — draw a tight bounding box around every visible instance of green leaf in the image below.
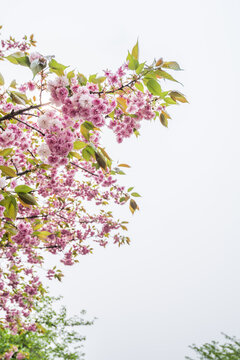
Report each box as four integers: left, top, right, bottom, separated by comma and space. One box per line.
7, 200, 17, 220
4, 222, 17, 235
67, 70, 75, 80
108, 111, 114, 120
77, 73, 87, 86
82, 146, 95, 162
164, 97, 177, 105
0, 165, 16, 177
69, 151, 82, 160
32, 231, 51, 240
88, 74, 106, 84
127, 51, 139, 70
33, 223, 43, 230
73, 140, 87, 150
133, 129, 140, 137
15, 185, 33, 193
98, 147, 112, 161
94, 76, 106, 84
146, 79, 162, 96
49, 59, 68, 76
10, 91, 28, 105
40, 164, 52, 170
30, 60, 46, 78
131, 192, 141, 197
116, 169, 125, 175
3, 195, 18, 220
0, 148, 13, 157
81, 125, 90, 141
131, 40, 139, 60
82, 121, 95, 130
144, 71, 158, 80
80, 121, 95, 141
136, 62, 145, 75
160, 112, 168, 127
15, 56, 30, 67
135, 82, 144, 92
0, 72, 4, 86
169, 91, 188, 103
162, 61, 182, 71
155, 69, 181, 84
81, 149, 91, 161
5, 52, 24, 64
18, 192, 37, 205
128, 187, 134, 192
95, 152, 107, 170
9, 80, 17, 88
89, 74, 97, 83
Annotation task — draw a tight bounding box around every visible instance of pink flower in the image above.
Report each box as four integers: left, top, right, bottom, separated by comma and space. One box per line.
27, 81, 35, 91
48, 155, 60, 165
16, 353, 26, 360
59, 158, 68, 165
37, 143, 51, 159
4, 351, 14, 359
29, 52, 42, 63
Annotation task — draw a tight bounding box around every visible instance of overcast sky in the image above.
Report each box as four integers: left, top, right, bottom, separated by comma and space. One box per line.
1, 0, 240, 359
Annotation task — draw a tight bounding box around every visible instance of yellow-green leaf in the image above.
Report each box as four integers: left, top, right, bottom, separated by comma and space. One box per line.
18, 192, 37, 206
49, 59, 68, 76
155, 69, 182, 84
0, 165, 16, 177
5, 52, 24, 64
9, 80, 17, 89
33, 223, 43, 231
169, 91, 188, 103
3, 196, 18, 220
69, 151, 82, 160
160, 112, 168, 127
135, 82, 144, 92
136, 62, 145, 75
132, 40, 139, 60
0, 72, 4, 86
0, 148, 13, 157
32, 231, 51, 240
10, 91, 28, 105
131, 192, 141, 197
15, 185, 33, 193
73, 140, 87, 150
146, 79, 162, 96
162, 61, 182, 71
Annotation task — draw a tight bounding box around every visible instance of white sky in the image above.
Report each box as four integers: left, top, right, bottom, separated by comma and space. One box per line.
1, 0, 240, 359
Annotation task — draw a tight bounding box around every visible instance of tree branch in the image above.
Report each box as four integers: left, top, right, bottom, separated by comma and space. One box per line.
0, 103, 50, 123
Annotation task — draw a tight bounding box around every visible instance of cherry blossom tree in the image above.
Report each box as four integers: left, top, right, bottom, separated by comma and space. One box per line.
0, 26, 187, 336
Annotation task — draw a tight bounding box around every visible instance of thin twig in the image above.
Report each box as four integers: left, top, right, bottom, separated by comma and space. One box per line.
0, 103, 50, 122
13, 116, 45, 136
70, 162, 98, 177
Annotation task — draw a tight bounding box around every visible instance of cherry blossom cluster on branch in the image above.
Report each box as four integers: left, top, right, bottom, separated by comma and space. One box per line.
0, 27, 187, 339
